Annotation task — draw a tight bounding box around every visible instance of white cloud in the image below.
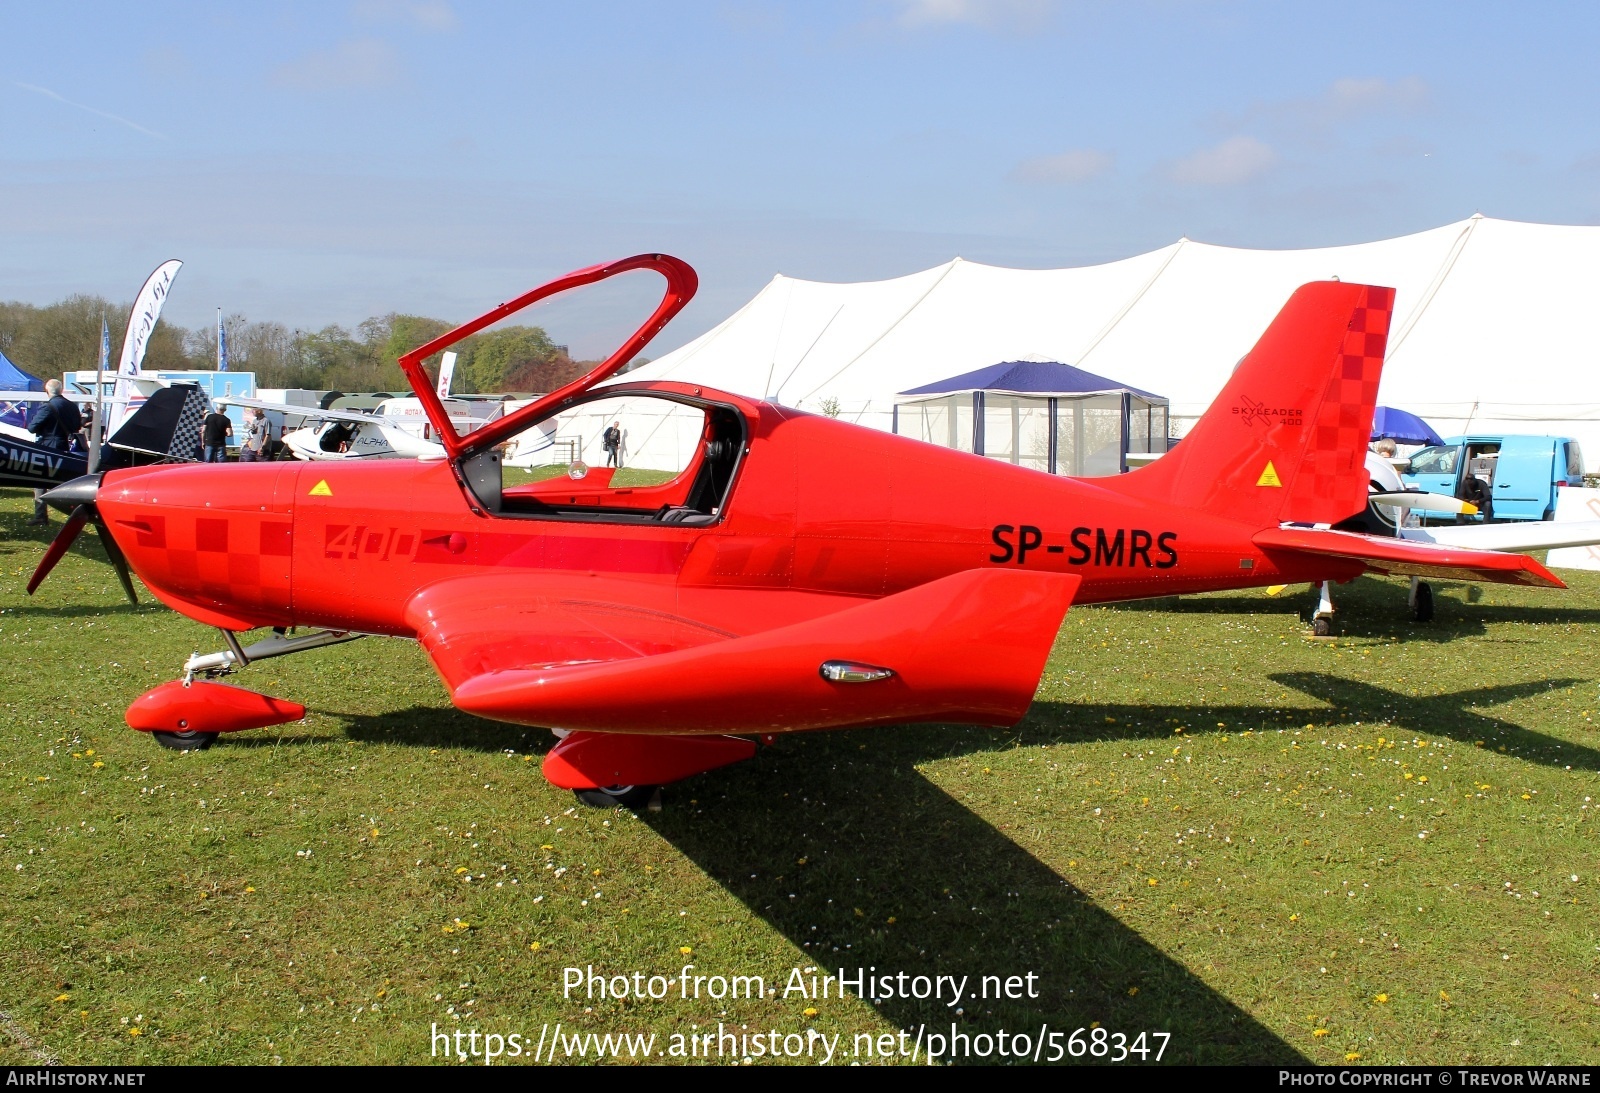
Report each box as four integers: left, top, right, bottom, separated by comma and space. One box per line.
1225, 76, 1430, 137
352, 0, 459, 32
272, 38, 400, 91
1168, 136, 1277, 186
1322, 76, 1429, 119
891, 0, 1054, 30
1009, 148, 1113, 184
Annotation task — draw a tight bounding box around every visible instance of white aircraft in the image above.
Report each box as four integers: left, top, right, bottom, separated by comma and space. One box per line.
1282, 452, 1600, 629
216, 394, 497, 461
1139, 445, 1600, 630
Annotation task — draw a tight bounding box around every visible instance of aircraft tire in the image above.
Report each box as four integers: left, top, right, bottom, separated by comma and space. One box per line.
574, 785, 656, 809
151, 730, 218, 752
1411, 581, 1434, 623
1311, 617, 1334, 638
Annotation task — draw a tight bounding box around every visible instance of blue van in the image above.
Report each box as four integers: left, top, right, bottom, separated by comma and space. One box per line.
1402, 435, 1586, 522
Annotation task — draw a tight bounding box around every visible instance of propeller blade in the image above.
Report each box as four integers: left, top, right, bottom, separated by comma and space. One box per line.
92, 518, 139, 605
1370, 490, 1477, 516
27, 505, 90, 596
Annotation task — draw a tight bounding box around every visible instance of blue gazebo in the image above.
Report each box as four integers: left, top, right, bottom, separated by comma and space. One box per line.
0, 348, 44, 432
0, 348, 42, 392
894, 360, 1169, 476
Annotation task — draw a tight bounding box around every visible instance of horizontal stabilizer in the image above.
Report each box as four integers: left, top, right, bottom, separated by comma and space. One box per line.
423, 568, 1081, 734
1255, 526, 1563, 588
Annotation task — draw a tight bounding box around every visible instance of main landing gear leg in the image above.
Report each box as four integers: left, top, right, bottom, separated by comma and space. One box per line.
180, 628, 362, 683
1311, 581, 1336, 637
1409, 577, 1434, 623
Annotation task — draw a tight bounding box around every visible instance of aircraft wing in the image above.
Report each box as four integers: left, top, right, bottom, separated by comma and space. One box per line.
1400, 521, 1600, 553
405, 567, 1080, 734
217, 397, 377, 424
1254, 526, 1563, 588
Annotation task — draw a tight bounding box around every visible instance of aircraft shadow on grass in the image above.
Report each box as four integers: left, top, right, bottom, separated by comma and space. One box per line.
1021, 675, 1597, 773
320, 671, 1597, 1063
646, 725, 1302, 1066
337, 704, 559, 755
325, 702, 1295, 1061
642, 674, 1592, 1065
1267, 673, 1597, 771
1108, 579, 1600, 644
6, 601, 157, 619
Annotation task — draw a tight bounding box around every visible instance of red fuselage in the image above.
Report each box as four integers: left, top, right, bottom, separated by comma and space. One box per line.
96, 381, 1358, 640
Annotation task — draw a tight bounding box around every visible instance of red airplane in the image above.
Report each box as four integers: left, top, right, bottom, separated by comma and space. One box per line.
30, 254, 1561, 807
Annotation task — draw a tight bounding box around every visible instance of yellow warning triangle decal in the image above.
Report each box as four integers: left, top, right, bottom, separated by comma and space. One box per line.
309, 479, 333, 497
1257, 461, 1282, 488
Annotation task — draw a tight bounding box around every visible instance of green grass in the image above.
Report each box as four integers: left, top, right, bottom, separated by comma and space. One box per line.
1, 485, 1597, 1065
505, 464, 679, 488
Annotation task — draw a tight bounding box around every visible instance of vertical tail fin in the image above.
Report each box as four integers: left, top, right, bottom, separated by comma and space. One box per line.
1114, 281, 1395, 526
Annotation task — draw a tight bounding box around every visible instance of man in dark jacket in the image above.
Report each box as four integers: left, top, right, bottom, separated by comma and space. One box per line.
26, 379, 83, 526
602, 421, 622, 468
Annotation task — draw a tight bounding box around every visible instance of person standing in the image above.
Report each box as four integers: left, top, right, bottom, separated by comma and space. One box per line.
25, 379, 83, 526
239, 409, 270, 463
201, 407, 233, 463
602, 421, 622, 468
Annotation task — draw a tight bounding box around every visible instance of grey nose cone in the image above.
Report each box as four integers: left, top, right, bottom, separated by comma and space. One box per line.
42, 474, 102, 512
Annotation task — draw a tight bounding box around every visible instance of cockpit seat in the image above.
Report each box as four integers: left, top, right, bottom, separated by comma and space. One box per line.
658, 506, 716, 526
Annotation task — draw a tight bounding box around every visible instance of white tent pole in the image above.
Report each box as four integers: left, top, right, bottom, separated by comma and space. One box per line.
770, 302, 845, 403
1074, 238, 1188, 366
643, 279, 771, 382
798, 259, 962, 403
761, 278, 796, 397
1385, 214, 1482, 364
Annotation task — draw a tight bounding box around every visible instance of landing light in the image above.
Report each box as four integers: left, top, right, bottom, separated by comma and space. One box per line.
819, 661, 895, 683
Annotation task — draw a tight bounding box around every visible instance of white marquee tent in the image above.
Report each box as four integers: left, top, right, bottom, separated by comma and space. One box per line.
564, 216, 1600, 472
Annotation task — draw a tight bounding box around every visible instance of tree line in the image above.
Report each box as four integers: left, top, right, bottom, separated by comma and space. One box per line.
0, 294, 622, 395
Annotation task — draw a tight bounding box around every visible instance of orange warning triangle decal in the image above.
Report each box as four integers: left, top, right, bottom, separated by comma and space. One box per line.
1256, 461, 1282, 488
309, 479, 333, 497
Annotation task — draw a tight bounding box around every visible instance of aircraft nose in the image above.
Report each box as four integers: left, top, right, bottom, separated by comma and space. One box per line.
42, 473, 102, 512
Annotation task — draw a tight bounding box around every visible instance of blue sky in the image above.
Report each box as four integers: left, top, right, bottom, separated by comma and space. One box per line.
3, 1, 1598, 356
